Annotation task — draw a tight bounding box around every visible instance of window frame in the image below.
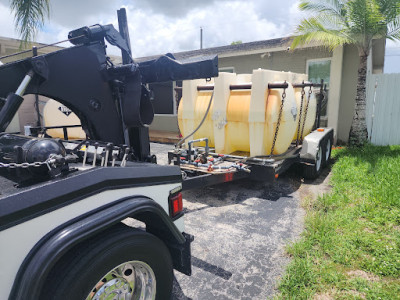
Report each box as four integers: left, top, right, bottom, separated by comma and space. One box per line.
306, 58, 332, 86
306, 58, 332, 120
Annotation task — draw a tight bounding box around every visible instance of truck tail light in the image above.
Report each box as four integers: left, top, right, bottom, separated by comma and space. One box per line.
169, 192, 183, 218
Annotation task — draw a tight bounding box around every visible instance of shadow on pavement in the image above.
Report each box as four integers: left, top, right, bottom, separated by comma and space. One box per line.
182, 175, 296, 208
192, 256, 233, 280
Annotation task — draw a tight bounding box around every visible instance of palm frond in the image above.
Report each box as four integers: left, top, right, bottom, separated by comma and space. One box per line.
10, 0, 50, 47
300, 0, 343, 13
292, 17, 353, 50
299, 0, 348, 23
377, 0, 400, 22
312, 12, 348, 31
293, 0, 400, 52
346, 0, 385, 38
386, 16, 400, 40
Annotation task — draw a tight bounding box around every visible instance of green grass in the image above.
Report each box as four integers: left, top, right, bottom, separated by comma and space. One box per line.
277, 145, 400, 300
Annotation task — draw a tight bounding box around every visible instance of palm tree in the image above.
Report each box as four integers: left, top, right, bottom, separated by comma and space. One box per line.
10, 0, 50, 47
291, 0, 400, 146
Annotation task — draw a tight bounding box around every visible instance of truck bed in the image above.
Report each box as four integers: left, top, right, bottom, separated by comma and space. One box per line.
0, 162, 181, 231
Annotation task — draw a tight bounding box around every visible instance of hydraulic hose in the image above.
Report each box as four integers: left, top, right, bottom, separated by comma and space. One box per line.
176, 91, 214, 149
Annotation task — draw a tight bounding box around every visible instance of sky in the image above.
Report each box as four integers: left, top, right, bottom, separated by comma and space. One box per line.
0, 0, 399, 72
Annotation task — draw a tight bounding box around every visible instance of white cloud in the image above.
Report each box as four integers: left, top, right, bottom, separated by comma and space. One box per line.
49, 0, 124, 28
1, 0, 304, 58
3, 0, 397, 73
121, 1, 293, 57
130, 0, 232, 18
0, 3, 18, 39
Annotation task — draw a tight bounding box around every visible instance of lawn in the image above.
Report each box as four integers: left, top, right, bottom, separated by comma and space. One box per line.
277, 145, 400, 299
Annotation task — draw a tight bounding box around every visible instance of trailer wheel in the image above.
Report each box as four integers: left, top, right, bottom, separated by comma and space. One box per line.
323, 135, 333, 166
303, 143, 323, 179
40, 224, 173, 300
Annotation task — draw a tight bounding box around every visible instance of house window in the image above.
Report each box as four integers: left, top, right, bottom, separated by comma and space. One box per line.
219, 67, 235, 73
307, 59, 331, 87
307, 59, 331, 119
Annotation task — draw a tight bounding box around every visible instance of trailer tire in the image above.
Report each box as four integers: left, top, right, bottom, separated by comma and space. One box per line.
40, 224, 173, 300
323, 135, 333, 166
303, 143, 323, 179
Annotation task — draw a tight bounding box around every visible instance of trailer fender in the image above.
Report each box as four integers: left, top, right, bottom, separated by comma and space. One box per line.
9, 196, 192, 300
300, 128, 334, 163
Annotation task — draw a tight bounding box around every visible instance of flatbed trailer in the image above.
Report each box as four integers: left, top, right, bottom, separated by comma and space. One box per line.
168, 127, 334, 190
168, 80, 334, 190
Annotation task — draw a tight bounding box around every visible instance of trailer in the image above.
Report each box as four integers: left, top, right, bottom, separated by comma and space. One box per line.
168, 80, 334, 190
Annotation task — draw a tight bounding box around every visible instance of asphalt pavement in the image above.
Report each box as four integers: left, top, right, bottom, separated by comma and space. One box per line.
151, 143, 306, 300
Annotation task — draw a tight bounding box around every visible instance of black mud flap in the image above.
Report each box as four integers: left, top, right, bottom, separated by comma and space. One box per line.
167, 232, 194, 276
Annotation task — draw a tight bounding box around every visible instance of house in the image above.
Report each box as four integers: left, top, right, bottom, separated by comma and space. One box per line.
1, 35, 385, 144
140, 37, 385, 144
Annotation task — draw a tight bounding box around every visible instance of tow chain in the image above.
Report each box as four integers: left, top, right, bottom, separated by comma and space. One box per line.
270, 85, 286, 155
300, 87, 312, 141
0, 155, 59, 170
296, 86, 306, 146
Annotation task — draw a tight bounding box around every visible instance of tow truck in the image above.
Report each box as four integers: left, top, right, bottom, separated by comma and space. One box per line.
0, 9, 217, 300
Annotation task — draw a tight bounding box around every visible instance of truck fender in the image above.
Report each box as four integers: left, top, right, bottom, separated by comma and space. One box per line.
9, 196, 190, 300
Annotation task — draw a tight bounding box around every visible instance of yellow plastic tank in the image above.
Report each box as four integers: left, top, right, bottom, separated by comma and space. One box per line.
193, 90, 215, 146
292, 87, 317, 141
246, 69, 298, 155
178, 69, 315, 156
263, 82, 297, 155
224, 89, 251, 153
43, 99, 86, 139
178, 78, 215, 147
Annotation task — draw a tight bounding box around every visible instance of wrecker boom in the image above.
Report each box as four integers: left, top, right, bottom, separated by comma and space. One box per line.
0, 20, 218, 160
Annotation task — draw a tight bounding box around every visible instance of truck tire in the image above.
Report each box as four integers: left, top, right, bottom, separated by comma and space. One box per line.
40, 224, 173, 300
303, 143, 323, 179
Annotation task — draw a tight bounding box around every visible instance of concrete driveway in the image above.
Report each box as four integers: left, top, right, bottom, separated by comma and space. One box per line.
151, 143, 307, 300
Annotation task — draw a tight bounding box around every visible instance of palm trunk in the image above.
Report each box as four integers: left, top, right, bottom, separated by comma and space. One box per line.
348, 52, 369, 146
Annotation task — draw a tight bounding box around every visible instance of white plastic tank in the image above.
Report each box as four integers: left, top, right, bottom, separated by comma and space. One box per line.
43, 99, 86, 139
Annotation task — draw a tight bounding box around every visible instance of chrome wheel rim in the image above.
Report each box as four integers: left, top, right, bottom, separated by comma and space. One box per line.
86, 260, 156, 300
316, 146, 322, 172
325, 139, 331, 162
